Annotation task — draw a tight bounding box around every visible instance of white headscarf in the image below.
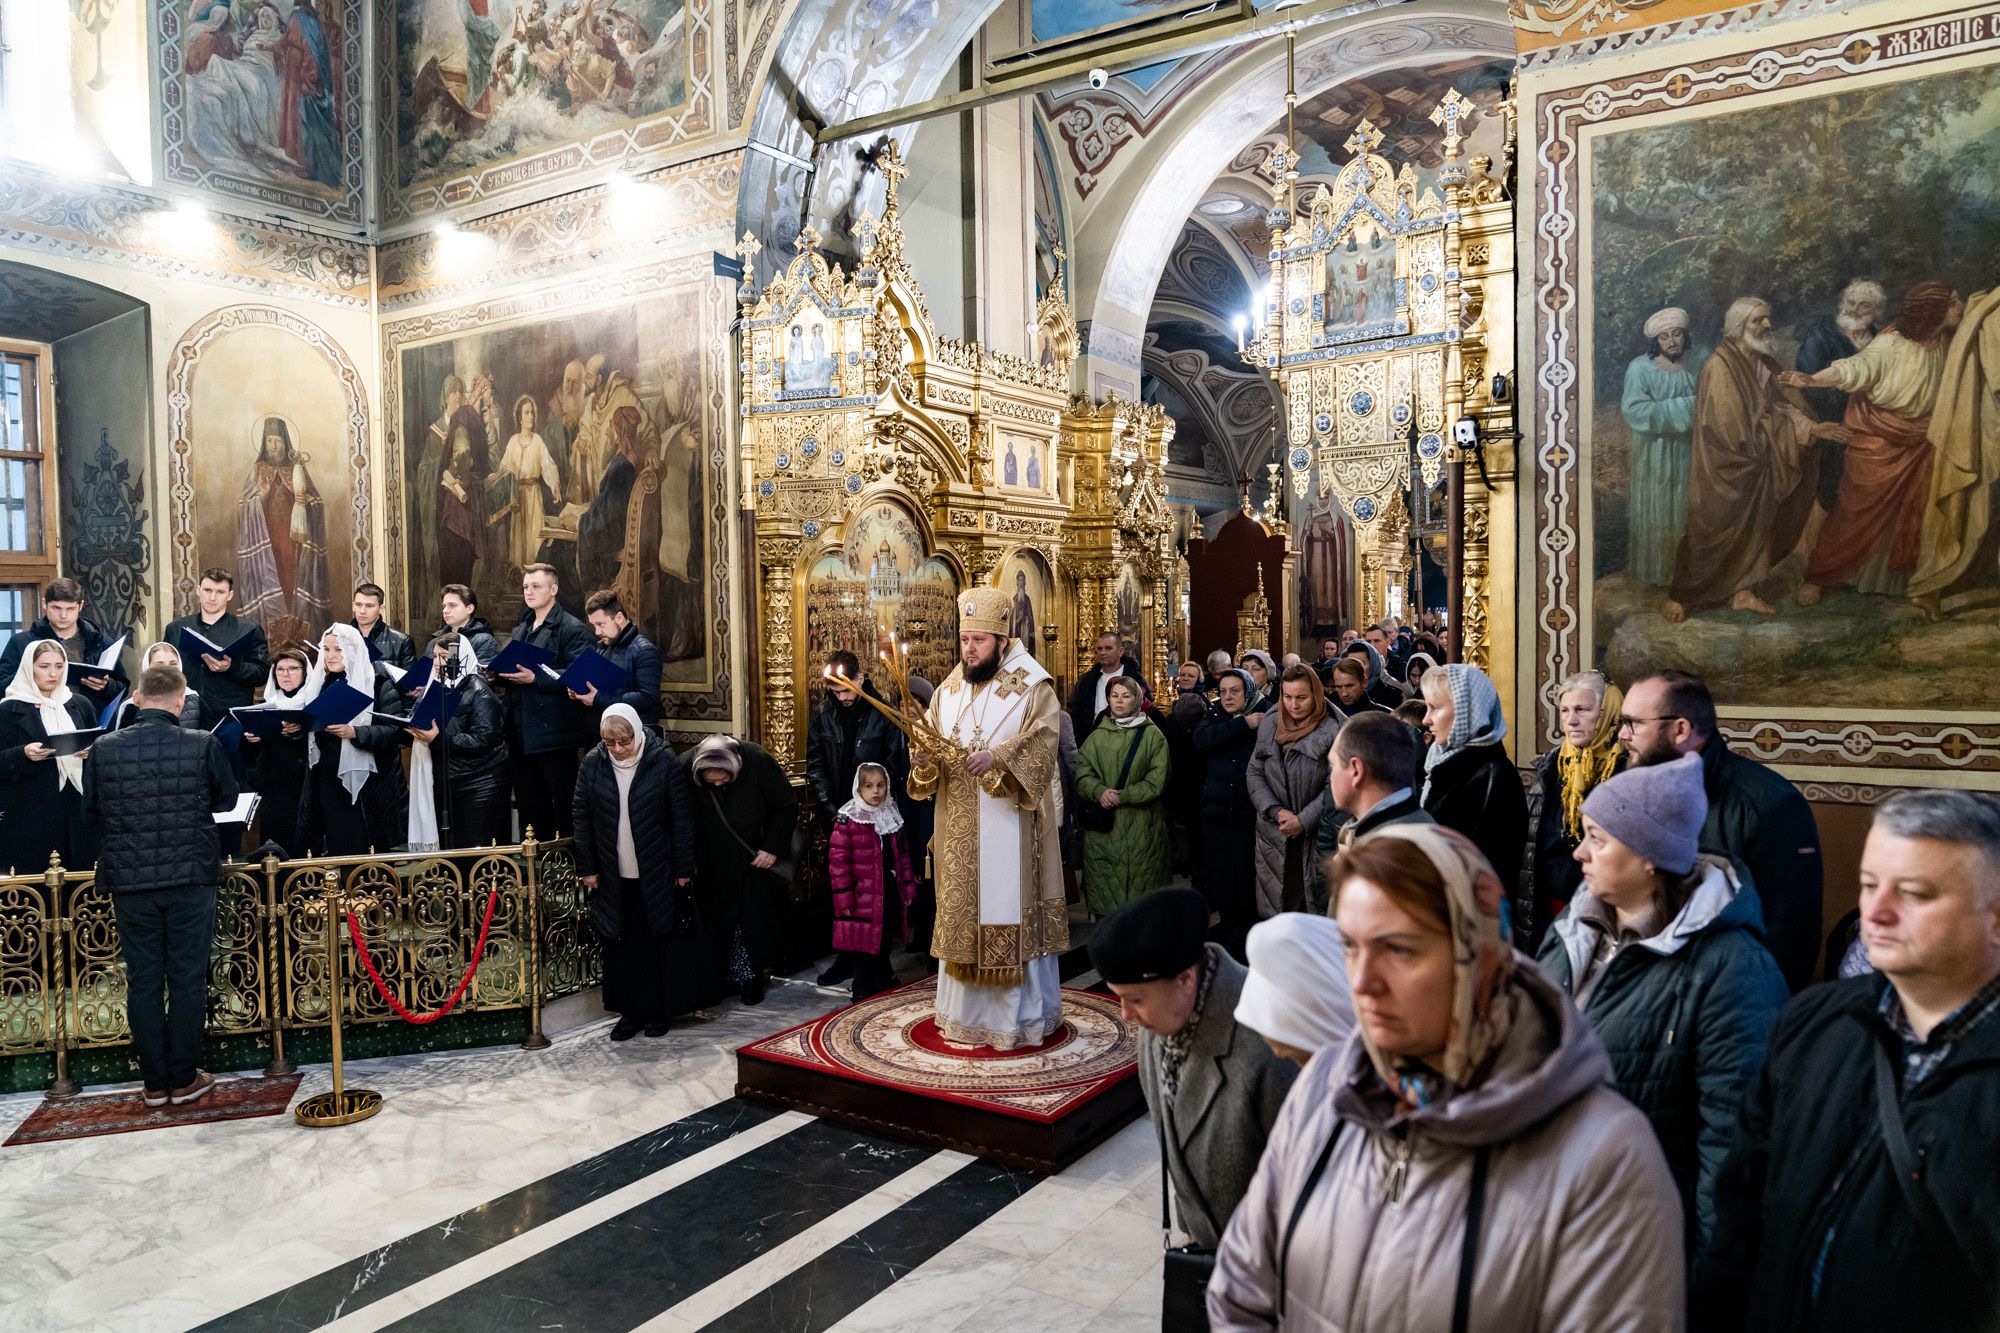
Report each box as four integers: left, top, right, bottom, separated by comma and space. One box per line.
1234, 913, 1354, 1057
407, 635, 482, 850
836, 760, 904, 834
4, 638, 84, 792
308, 623, 377, 803
601, 703, 647, 878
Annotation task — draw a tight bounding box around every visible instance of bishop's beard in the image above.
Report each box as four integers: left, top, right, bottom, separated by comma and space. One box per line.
965, 650, 1004, 684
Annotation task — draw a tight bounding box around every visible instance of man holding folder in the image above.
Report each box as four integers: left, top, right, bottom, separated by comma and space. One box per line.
87, 664, 242, 1107
493, 563, 591, 840
0, 577, 128, 715
163, 568, 270, 728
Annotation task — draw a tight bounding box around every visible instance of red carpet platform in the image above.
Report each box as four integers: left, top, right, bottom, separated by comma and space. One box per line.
737, 976, 1142, 1173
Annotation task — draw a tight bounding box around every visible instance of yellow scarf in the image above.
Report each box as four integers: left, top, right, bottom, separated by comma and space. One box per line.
1556, 682, 1624, 841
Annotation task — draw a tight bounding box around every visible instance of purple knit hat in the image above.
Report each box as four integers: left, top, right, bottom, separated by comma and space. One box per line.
1580, 752, 1707, 875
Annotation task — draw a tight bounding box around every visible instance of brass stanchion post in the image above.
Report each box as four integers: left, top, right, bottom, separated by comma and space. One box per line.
261, 853, 296, 1077
520, 827, 550, 1051
295, 868, 382, 1127
45, 856, 78, 1099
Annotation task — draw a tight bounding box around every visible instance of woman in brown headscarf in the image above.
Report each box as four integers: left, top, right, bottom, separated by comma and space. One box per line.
1245, 665, 1340, 919
1207, 825, 1684, 1331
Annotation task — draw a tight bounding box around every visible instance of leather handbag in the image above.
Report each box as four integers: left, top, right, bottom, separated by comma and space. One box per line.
1079, 728, 1146, 834
1155, 1115, 1215, 1332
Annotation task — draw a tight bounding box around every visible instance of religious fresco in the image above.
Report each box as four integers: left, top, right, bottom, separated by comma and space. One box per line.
394, 0, 690, 193
1583, 58, 2000, 715
393, 287, 712, 685
160, 0, 368, 224
172, 311, 362, 648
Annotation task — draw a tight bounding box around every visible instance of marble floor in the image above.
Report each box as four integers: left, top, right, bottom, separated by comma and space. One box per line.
0, 955, 1163, 1333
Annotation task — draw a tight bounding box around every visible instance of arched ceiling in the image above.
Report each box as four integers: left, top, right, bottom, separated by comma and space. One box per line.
1071, 0, 1514, 391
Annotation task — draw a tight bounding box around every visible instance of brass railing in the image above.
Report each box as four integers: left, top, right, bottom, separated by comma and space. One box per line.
0, 832, 597, 1096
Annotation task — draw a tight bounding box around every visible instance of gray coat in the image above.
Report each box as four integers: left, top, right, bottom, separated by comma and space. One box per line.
1137, 946, 1299, 1248
1245, 711, 1340, 917
1208, 963, 1685, 1332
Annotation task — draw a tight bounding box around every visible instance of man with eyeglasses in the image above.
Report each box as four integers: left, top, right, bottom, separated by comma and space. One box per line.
1623, 670, 1823, 991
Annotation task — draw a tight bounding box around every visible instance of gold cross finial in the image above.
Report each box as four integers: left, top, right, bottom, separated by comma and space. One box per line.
1344, 119, 1384, 159
877, 142, 909, 207
1431, 89, 1473, 160
735, 229, 763, 264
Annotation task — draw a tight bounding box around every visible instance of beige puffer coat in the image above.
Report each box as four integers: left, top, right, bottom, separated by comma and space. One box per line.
1207, 962, 1686, 1332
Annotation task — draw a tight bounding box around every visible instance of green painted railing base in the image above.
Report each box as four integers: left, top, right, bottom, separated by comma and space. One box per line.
0, 1008, 533, 1098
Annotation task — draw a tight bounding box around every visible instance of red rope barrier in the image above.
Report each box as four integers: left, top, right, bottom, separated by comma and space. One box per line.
345, 889, 501, 1025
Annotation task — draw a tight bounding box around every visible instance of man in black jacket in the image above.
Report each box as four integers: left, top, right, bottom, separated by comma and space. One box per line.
1067, 631, 1142, 741
493, 563, 592, 840
350, 582, 415, 671
86, 665, 240, 1107
578, 589, 663, 727
1698, 789, 2000, 1330
1626, 670, 1824, 990
1319, 710, 1435, 858
0, 577, 128, 714
162, 567, 270, 728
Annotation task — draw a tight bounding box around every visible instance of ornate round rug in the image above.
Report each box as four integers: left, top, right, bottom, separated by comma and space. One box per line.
739, 976, 1138, 1123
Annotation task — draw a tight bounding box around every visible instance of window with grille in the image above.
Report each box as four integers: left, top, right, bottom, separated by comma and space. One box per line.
0, 342, 58, 658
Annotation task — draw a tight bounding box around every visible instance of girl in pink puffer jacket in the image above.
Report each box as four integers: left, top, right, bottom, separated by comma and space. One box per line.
827, 763, 917, 1002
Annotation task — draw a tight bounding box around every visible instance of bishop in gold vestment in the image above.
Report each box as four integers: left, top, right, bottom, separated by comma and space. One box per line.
907, 587, 1068, 1050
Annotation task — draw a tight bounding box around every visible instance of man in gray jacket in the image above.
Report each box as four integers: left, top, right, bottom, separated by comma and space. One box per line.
1091, 888, 1299, 1247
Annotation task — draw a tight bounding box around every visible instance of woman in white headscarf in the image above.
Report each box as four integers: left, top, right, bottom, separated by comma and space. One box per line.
1418, 663, 1529, 914
114, 641, 204, 730
243, 645, 315, 858
574, 703, 702, 1038
302, 623, 407, 855
1234, 912, 1353, 1068
0, 638, 97, 873
402, 632, 508, 851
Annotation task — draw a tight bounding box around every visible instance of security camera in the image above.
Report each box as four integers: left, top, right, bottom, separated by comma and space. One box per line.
1452, 417, 1480, 447
1088, 67, 1109, 90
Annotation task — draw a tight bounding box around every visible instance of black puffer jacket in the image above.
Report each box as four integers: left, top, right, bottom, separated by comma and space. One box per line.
1697, 975, 2000, 1332
430, 675, 508, 782
86, 709, 239, 891
572, 734, 698, 937
1192, 699, 1271, 821
1538, 857, 1788, 1272
1422, 740, 1527, 892
426, 616, 500, 667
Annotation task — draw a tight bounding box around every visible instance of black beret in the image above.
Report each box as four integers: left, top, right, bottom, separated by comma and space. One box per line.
1088, 888, 1209, 984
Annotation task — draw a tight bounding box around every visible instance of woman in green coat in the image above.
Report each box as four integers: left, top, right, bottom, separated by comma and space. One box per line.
1075, 677, 1171, 916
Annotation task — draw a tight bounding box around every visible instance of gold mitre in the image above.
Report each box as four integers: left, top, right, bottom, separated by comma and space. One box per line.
958, 586, 1012, 637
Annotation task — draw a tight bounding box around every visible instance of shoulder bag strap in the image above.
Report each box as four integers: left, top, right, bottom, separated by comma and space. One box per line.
1277, 1120, 1344, 1318
1871, 1038, 1973, 1269
706, 787, 762, 860
1113, 727, 1146, 789
1451, 1146, 1492, 1333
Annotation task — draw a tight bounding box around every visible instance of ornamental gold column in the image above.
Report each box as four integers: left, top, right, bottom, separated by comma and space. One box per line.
757, 536, 803, 770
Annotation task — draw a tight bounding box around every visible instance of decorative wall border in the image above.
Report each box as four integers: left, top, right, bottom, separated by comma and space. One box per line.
1525, 0, 2000, 776
0, 168, 371, 310
725, 0, 788, 126
378, 251, 736, 725
1518, 0, 1872, 67
376, 151, 742, 310
165, 304, 374, 614
155, 0, 369, 225
384, 0, 717, 223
